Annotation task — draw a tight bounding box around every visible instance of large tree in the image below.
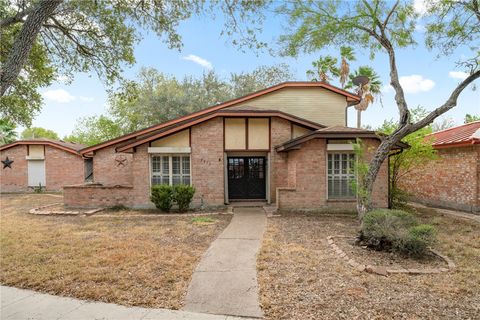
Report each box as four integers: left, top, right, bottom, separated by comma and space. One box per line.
21, 126, 59, 139
232, 0, 479, 218
0, 0, 218, 126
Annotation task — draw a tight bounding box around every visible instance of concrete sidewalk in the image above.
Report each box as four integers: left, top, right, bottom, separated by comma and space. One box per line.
0, 286, 248, 320
409, 202, 480, 223
183, 207, 266, 318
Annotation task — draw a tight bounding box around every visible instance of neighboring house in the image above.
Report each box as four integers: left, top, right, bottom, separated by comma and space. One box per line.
400, 121, 480, 213
0, 139, 87, 192
63, 82, 404, 210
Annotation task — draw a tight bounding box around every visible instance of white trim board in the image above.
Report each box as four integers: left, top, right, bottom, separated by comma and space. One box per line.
326, 144, 354, 151
147, 147, 191, 154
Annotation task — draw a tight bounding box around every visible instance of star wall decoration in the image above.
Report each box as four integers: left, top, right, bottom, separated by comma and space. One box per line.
115, 155, 128, 167
2, 157, 14, 169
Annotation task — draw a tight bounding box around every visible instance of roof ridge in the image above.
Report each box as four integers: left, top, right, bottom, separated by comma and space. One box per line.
80, 81, 361, 154
427, 121, 480, 137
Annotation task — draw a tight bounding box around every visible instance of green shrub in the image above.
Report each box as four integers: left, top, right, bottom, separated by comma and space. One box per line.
362, 209, 417, 248
173, 184, 196, 212
150, 185, 173, 212
396, 224, 437, 256
361, 209, 436, 256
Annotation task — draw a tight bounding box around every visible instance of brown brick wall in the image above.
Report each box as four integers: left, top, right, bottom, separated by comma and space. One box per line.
61, 117, 389, 210
129, 144, 151, 207
399, 146, 479, 213
0, 145, 28, 192
1, 145, 84, 192
45, 146, 84, 191
364, 139, 389, 208
277, 138, 389, 210
64, 184, 133, 208
92, 146, 133, 186
270, 117, 293, 202
191, 117, 225, 207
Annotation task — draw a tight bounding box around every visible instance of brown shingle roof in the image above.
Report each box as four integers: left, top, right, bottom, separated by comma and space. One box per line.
80, 81, 360, 154
0, 139, 85, 155
275, 126, 408, 152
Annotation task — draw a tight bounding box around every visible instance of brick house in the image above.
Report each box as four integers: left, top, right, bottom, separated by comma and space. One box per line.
0, 139, 87, 192
400, 121, 480, 213
60, 82, 404, 210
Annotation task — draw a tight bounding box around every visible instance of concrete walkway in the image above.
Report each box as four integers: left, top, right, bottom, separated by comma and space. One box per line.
183, 207, 266, 318
0, 286, 248, 320
409, 202, 480, 223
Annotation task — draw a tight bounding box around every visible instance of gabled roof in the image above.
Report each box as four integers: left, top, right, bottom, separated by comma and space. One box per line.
80, 81, 360, 155
115, 109, 325, 153
0, 139, 85, 156
427, 121, 480, 148
275, 126, 408, 152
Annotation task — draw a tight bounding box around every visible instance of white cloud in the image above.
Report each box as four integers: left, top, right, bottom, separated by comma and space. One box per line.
79, 96, 94, 102
43, 89, 76, 103
415, 24, 426, 33
57, 75, 70, 83
399, 75, 435, 93
182, 54, 212, 69
413, 0, 428, 15
381, 84, 393, 93
413, 0, 439, 15
448, 71, 469, 80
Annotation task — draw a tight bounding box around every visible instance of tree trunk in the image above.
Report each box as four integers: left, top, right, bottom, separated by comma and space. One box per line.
357, 109, 362, 128
357, 134, 401, 221
0, 0, 62, 96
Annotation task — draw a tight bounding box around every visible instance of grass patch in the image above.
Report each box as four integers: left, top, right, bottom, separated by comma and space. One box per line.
258, 210, 479, 319
0, 194, 231, 309
191, 216, 217, 224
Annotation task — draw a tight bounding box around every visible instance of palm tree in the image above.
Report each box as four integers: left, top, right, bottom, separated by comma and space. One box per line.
0, 119, 17, 145
339, 46, 355, 88
346, 66, 382, 128
306, 56, 340, 83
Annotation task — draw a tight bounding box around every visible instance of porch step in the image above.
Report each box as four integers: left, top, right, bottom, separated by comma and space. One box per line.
230, 201, 267, 208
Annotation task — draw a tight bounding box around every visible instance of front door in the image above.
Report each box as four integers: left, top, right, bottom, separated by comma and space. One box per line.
228, 157, 266, 200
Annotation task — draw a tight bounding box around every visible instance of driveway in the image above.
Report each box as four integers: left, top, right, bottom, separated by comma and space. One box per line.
183, 207, 266, 318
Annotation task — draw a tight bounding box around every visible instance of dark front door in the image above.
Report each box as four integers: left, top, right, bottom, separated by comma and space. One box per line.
228, 157, 266, 200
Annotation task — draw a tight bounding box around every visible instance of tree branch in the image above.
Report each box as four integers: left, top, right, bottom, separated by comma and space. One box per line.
0, 0, 62, 96
410, 70, 480, 131
0, 7, 34, 28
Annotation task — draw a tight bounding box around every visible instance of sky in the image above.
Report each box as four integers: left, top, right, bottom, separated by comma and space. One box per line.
25, 3, 479, 137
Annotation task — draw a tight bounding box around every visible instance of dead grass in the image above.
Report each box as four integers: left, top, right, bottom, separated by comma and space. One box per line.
258, 208, 480, 319
0, 194, 231, 309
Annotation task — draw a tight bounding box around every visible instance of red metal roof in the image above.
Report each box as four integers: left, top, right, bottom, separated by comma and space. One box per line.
427, 121, 480, 148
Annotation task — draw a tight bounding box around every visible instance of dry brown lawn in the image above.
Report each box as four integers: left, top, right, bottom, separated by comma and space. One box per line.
258, 208, 480, 319
0, 193, 231, 309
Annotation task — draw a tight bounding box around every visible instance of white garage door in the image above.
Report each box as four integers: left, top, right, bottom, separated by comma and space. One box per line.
28, 160, 46, 187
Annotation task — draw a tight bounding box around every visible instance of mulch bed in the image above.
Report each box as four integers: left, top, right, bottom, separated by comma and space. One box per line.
335, 237, 446, 269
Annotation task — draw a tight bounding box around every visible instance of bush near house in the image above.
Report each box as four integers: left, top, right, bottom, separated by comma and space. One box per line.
150, 184, 196, 212
173, 184, 196, 212
360, 209, 437, 256
151, 185, 174, 212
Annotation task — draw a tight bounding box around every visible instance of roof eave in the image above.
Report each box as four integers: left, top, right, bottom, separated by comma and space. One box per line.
0, 141, 82, 156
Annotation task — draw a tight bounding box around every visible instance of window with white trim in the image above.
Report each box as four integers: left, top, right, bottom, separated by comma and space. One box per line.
151, 155, 190, 186
327, 153, 356, 199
